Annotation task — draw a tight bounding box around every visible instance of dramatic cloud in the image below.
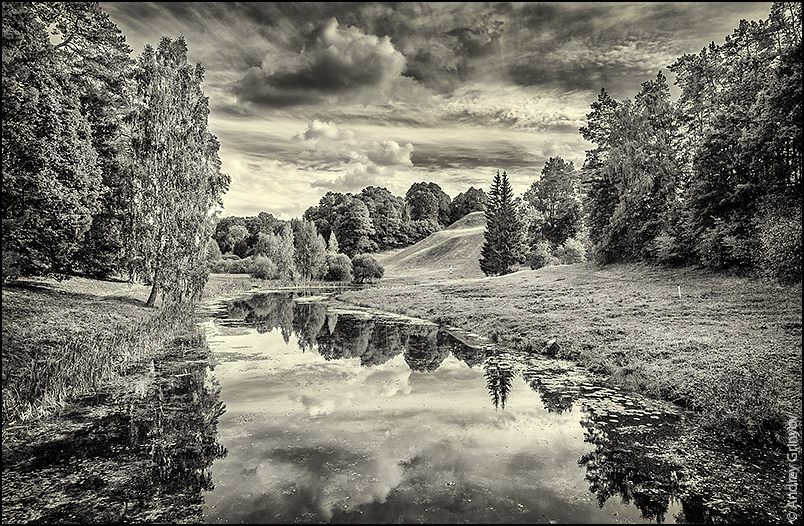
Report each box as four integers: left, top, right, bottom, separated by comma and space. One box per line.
229, 17, 407, 107
103, 1, 776, 218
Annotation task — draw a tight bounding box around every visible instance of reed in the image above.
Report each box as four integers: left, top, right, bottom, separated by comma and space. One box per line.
2, 305, 197, 426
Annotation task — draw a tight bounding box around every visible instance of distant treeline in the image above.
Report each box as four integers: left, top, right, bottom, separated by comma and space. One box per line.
213, 183, 488, 260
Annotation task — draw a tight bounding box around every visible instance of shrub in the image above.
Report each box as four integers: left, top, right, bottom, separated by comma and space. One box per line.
352, 254, 384, 283
221, 253, 241, 261
248, 256, 278, 280
755, 196, 801, 285
696, 218, 758, 272
528, 241, 556, 270
209, 259, 229, 274
554, 237, 587, 264
324, 253, 352, 282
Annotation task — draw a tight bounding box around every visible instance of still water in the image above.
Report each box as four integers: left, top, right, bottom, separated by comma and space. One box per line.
199, 290, 687, 524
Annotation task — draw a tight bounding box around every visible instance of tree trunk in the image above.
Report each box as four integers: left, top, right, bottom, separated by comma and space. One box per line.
146, 272, 159, 307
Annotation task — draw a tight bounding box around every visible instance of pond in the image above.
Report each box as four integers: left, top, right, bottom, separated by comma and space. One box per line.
198, 289, 692, 524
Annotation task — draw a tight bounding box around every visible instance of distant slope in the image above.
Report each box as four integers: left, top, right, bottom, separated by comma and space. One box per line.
375, 211, 486, 281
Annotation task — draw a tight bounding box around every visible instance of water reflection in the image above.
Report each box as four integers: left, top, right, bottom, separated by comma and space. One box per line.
206, 292, 688, 523
1, 328, 228, 523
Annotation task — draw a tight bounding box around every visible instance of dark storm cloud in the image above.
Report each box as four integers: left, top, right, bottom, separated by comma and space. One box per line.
228, 17, 407, 107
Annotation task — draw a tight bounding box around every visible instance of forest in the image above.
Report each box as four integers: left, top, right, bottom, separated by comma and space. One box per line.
2, 2, 801, 303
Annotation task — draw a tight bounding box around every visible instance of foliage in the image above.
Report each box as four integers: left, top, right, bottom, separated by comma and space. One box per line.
324, 253, 352, 282
226, 224, 249, 258
582, 73, 684, 265
406, 182, 452, 227
691, 360, 787, 447
332, 196, 376, 258
528, 240, 557, 270
352, 254, 384, 284
579, 2, 802, 273
522, 157, 583, 247
754, 193, 802, 284
554, 236, 588, 264
450, 187, 488, 223
39, 2, 136, 279
252, 223, 295, 279
2, 2, 103, 278
248, 255, 278, 280
206, 238, 222, 262
358, 186, 409, 250
291, 219, 327, 280
326, 231, 339, 254
480, 170, 525, 276
127, 36, 229, 307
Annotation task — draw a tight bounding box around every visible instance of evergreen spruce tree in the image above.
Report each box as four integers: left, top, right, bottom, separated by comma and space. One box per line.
479, 170, 523, 276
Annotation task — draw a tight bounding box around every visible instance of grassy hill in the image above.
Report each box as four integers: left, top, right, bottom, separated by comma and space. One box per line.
375, 211, 487, 283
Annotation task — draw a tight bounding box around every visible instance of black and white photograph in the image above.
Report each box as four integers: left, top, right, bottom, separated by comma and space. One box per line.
2, 2, 801, 523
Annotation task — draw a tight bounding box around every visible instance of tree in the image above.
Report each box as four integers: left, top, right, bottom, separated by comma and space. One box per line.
327, 231, 339, 254
2, 2, 103, 278
405, 182, 452, 227
35, 2, 135, 278
668, 2, 801, 273
358, 186, 408, 249
332, 196, 376, 258
479, 170, 524, 276
127, 37, 230, 307
352, 254, 384, 283
253, 224, 295, 279
226, 224, 249, 258
581, 73, 683, 264
291, 219, 327, 281
522, 157, 582, 247
450, 187, 488, 222
580, 88, 620, 253
324, 253, 352, 282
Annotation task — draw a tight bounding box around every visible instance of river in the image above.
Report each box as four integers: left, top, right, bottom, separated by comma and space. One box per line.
197, 289, 693, 524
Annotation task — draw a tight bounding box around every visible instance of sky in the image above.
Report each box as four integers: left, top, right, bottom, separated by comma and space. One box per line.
101, 2, 774, 220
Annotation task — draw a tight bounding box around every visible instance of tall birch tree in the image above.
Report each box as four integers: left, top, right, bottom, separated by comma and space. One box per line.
128, 37, 229, 307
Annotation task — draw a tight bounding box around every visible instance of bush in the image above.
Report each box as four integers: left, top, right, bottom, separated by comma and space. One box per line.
324, 253, 352, 282
696, 218, 758, 272
248, 256, 278, 280
221, 253, 241, 261
755, 196, 801, 285
352, 254, 384, 283
652, 233, 686, 267
209, 259, 229, 274
554, 237, 587, 264
528, 241, 556, 270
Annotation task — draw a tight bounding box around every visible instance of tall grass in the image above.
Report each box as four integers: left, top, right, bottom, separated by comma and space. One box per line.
2, 306, 197, 426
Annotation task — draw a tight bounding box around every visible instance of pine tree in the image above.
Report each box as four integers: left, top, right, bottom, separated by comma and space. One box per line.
479, 170, 523, 276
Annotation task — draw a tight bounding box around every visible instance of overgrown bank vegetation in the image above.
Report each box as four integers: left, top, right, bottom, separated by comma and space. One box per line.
1, 279, 199, 426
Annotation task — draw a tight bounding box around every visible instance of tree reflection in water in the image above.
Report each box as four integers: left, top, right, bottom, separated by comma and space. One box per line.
127, 330, 228, 521
576, 399, 684, 524
223, 292, 691, 523
482, 354, 515, 410
1, 326, 228, 523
